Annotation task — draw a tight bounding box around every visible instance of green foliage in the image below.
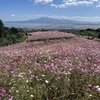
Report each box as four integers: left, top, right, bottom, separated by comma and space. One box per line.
96, 28, 100, 32
0, 38, 8, 46
0, 20, 4, 37
0, 19, 4, 28
75, 28, 100, 38
98, 33, 100, 38
10, 27, 19, 34
0, 19, 27, 46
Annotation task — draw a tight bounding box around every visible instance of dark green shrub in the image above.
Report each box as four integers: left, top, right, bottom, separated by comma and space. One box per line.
0, 19, 27, 46
98, 33, 100, 38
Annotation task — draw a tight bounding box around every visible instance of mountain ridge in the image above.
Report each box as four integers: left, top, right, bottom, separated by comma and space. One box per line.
4, 17, 100, 25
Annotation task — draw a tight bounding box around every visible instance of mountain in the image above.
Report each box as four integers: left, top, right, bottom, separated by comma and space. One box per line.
26, 17, 79, 24
4, 17, 100, 29
28, 17, 90, 24
5, 17, 88, 24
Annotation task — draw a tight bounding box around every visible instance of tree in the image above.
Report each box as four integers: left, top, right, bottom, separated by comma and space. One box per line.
10, 27, 19, 34
96, 28, 100, 32
86, 28, 94, 31
0, 19, 4, 28
0, 19, 4, 37
0, 19, 27, 46
98, 33, 100, 38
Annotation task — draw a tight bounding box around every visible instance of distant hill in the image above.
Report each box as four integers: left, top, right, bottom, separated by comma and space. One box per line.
4, 17, 100, 30
5, 17, 98, 25
25, 17, 80, 24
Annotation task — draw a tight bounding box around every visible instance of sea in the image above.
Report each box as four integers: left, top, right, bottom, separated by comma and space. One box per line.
4, 22, 45, 28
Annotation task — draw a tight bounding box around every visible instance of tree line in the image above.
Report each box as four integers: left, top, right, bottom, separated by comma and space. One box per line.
75, 28, 100, 38
58, 28, 100, 39
0, 19, 27, 46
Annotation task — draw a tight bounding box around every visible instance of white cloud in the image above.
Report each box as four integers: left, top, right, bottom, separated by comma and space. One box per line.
96, 4, 100, 7
90, 0, 98, 1
33, 14, 100, 22
69, 16, 100, 22
34, 0, 53, 4
51, 4, 58, 8
9, 14, 100, 22
96, 1, 100, 7
30, 14, 100, 22
11, 14, 15, 17
11, 14, 33, 18
51, 0, 99, 8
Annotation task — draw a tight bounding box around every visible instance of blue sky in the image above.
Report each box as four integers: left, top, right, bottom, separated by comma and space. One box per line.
0, 0, 100, 22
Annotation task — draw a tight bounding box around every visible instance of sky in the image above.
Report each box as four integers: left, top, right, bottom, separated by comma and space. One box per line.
0, 0, 100, 22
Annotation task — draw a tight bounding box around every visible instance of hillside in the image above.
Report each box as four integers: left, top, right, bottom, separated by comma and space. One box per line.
0, 31, 100, 100
0, 31, 99, 50
0, 19, 27, 46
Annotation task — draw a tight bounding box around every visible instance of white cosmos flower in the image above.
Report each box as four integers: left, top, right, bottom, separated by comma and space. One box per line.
97, 88, 100, 92
95, 85, 99, 88
45, 80, 49, 83
42, 74, 45, 77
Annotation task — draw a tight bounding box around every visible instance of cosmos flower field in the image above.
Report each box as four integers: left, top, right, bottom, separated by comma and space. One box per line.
0, 31, 100, 100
